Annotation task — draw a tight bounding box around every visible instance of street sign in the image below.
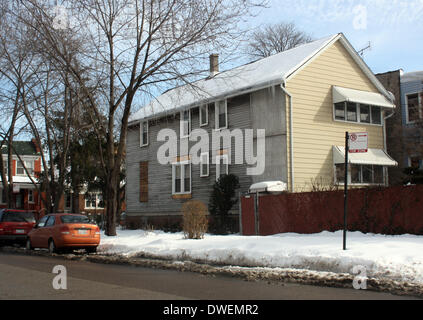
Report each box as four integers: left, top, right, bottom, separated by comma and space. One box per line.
349, 132, 368, 153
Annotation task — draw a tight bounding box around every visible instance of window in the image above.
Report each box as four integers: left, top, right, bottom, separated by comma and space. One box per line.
180, 110, 191, 138
2, 160, 8, 175
37, 215, 49, 228
85, 194, 98, 209
216, 154, 228, 181
371, 106, 381, 125
17, 160, 34, 176
406, 93, 421, 123
215, 100, 227, 129
334, 102, 346, 121
347, 102, 357, 122
65, 193, 71, 208
46, 215, 56, 227
200, 152, 209, 177
360, 105, 371, 123
409, 157, 421, 169
172, 161, 191, 194
334, 102, 382, 125
335, 164, 385, 185
60, 215, 93, 224
28, 190, 34, 203
200, 105, 208, 126
140, 121, 149, 146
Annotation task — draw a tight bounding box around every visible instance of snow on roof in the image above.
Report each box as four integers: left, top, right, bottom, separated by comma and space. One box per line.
129, 34, 340, 123
401, 71, 423, 83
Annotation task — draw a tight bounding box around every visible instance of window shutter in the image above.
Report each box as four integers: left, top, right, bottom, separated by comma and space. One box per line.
139, 161, 148, 202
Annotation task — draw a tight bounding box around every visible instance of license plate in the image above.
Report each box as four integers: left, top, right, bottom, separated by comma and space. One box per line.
78, 229, 89, 235
15, 229, 25, 234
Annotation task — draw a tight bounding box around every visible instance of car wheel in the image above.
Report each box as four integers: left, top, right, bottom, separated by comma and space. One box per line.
86, 246, 97, 254
48, 239, 57, 254
26, 238, 33, 251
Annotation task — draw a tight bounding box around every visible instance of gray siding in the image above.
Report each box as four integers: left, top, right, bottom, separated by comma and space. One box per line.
126, 86, 288, 217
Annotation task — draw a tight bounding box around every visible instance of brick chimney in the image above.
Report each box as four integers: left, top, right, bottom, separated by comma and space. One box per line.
209, 54, 219, 77
31, 138, 41, 154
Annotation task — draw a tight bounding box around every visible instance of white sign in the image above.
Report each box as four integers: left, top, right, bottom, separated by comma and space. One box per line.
349, 132, 368, 153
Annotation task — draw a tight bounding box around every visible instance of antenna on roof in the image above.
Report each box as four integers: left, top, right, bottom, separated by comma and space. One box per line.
358, 41, 371, 57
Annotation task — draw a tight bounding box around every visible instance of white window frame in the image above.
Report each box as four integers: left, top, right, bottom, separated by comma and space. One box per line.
216, 154, 229, 181
200, 152, 209, 177
16, 160, 34, 176
140, 121, 149, 147
334, 163, 385, 186
180, 110, 191, 138
333, 102, 383, 127
1, 159, 8, 175
172, 160, 192, 195
85, 193, 102, 209
405, 92, 422, 124
215, 100, 228, 130
200, 104, 208, 127
28, 189, 34, 204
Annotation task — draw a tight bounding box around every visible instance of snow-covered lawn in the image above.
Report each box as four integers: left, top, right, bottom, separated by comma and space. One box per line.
98, 229, 423, 285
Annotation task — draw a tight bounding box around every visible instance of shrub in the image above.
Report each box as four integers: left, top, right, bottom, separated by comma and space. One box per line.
182, 200, 209, 239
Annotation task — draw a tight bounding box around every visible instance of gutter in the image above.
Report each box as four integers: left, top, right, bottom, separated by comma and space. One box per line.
382, 93, 396, 186
280, 81, 294, 192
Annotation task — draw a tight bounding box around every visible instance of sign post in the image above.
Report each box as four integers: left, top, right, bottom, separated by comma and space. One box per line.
343, 132, 349, 251
344, 132, 368, 250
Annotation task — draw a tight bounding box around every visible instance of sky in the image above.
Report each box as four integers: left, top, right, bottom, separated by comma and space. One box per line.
247, 0, 422, 75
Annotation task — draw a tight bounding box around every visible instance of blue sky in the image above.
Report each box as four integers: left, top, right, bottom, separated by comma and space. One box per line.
248, 0, 422, 74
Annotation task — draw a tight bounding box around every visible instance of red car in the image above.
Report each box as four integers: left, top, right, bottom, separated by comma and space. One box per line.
0, 209, 36, 246
26, 214, 101, 253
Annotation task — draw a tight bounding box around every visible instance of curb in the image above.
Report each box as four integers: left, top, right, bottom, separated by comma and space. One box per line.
1, 246, 422, 298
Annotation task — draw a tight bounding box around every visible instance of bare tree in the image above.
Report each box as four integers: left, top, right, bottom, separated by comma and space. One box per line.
247, 22, 313, 59
19, 0, 263, 236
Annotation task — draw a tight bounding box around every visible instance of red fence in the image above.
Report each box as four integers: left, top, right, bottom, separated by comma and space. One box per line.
241, 185, 423, 236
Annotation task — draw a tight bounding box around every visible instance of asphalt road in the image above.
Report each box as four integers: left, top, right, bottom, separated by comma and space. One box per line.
0, 252, 415, 300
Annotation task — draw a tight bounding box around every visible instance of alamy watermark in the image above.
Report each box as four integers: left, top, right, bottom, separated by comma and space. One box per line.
156, 128, 266, 176
352, 265, 367, 290
52, 265, 67, 290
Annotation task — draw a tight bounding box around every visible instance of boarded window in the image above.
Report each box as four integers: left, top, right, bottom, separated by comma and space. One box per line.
139, 161, 148, 202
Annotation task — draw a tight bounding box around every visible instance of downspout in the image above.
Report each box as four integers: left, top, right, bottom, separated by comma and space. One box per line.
280, 81, 294, 192
383, 93, 396, 186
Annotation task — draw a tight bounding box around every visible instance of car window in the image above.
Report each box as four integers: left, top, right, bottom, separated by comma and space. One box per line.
45, 216, 56, 227
37, 216, 49, 228
1, 211, 36, 223
60, 215, 93, 224
3, 213, 27, 222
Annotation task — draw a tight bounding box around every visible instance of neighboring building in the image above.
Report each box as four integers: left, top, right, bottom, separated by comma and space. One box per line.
400, 71, 423, 170
376, 70, 423, 184
125, 33, 397, 227
0, 139, 43, 210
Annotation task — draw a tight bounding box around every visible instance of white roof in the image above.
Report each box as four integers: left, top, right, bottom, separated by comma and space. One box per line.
0, 175, 39, 188
333, 146, 398, 167
129, 34, 340, 122
401, 71, 423, 83
249, 181, 288, 193
333, 86, 395, 109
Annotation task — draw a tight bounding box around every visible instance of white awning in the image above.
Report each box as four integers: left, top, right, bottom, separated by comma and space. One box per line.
333, 86, 395, 109
333, 146, 398, 167
249, 181, 288, 194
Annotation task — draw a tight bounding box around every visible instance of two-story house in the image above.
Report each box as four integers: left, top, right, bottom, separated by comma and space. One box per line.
125, 33, 397, 228
0, 139, 42, 210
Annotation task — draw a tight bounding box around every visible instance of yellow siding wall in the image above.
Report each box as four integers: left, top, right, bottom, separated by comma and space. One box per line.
286, 40, 385, 192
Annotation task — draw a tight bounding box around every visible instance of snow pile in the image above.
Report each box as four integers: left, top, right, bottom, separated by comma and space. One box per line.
98, 229, 423, 285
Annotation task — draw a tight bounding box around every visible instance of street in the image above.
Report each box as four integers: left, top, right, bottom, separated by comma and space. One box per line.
0, 253, 415, 300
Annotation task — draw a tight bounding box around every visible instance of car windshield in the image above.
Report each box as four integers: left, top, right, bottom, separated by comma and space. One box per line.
2, 211, 35, 223
60, 215, 94, 224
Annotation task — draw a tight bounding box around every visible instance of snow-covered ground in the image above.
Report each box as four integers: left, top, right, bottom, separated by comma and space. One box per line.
98, 229, 423, 285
